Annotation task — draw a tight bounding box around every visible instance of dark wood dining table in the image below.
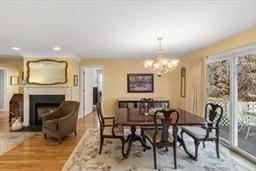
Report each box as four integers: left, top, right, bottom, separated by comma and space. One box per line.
115, 108, 205, 158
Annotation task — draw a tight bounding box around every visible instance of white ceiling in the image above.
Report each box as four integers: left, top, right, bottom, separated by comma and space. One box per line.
0, 0, 255, 59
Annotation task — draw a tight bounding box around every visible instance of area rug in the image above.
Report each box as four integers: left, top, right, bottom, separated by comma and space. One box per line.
0, 132, 34, 156
62, 129, 255, 171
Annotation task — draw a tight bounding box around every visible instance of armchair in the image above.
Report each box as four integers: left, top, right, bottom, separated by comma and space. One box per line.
180, 103, 223, 160
96, 102, 125, 156
42, 100, 80, 144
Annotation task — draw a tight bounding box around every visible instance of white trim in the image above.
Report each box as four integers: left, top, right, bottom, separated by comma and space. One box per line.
80, 65, 104, 117
230, 57, 238, 146
206, 43, 256, 158
206, 43, 256, 64
220, 141, 256, 165
21, 53, 81, 61
0, 67, 9, 111
23, 86, 72, 126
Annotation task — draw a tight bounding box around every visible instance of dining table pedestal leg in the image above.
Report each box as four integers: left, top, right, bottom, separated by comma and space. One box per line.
124, 126, 151, 159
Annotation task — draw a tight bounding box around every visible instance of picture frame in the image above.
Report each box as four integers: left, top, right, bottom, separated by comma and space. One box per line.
10, 76, 18, 85
127, 73, 154, 93
181, 67, 186, 97
73, 75, 78, 86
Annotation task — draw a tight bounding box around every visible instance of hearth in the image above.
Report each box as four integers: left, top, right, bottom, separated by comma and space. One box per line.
29, 95, 65, 126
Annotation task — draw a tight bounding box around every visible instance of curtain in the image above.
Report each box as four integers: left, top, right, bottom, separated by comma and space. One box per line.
185, 58, 206, 116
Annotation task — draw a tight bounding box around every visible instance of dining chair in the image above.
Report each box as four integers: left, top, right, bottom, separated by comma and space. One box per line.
180, 103, 223, 160
96, 102, 125, 156
144, 109, 179, 169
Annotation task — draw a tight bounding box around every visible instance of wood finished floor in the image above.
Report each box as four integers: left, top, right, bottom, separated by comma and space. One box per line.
0, 112, 98, 171
0, 112, 255, 171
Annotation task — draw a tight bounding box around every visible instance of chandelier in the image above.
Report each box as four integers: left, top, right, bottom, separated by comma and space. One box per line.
144, 37, 179, 77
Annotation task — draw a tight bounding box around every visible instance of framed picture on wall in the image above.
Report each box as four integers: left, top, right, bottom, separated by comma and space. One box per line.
73, 75, 78, 86
10, 76, 18, 85
127, 73, 154, 93
181, 67, 186, 97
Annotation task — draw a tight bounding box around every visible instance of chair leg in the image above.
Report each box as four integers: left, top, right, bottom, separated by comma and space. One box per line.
203, 141, 206, 148
120, 138, 125, 157
99, 137, 104, 154
194, 140, 200, 160
43, 133, 47, 139
180, 129, 199, 160
173, 140, 177, 169
215, 138, 220, 158
165, 146, 168, 151
153, 145, 157, 169
74, 130, 77, 136
141, 128, 147, 146
245, 126, 251, 139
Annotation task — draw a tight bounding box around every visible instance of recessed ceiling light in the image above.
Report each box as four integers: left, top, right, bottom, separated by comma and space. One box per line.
12, 47, 20, 51
53, 46, 61, 51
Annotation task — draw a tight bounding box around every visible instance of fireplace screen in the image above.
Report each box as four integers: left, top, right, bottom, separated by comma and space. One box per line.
35, 103, 60, 124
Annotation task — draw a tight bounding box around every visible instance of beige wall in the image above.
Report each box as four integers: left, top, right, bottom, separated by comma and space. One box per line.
173, 28, 256, 116
1, 28, 255, 116
80, 59, 175, 114
0, 57, 24, 110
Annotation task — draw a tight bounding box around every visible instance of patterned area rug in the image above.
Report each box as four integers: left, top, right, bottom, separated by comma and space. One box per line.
62, 129, 255, 171
0, 132, 34, 156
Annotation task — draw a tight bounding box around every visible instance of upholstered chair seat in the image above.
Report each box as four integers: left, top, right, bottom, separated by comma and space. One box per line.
103, 126, 124, 137
182, 126, 216, 140
144, 129, 174, 142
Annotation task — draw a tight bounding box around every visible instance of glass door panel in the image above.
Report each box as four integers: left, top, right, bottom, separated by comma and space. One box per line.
207, 60, 231, 142
237, 54, 256, 157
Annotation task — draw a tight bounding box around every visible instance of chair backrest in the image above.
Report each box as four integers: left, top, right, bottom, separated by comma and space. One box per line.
59, 100, 80, 117
96, 102, 104, 127
140, 98, 154, 112
204, 103, 223, 128
153, 109, 179, 148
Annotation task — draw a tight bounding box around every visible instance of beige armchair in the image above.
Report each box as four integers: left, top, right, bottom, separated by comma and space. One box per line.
42, 100, 80, 144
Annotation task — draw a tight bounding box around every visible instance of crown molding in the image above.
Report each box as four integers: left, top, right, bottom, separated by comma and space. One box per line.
21, 52, 81, 61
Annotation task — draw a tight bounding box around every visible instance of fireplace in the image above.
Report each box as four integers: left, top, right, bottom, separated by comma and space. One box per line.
29, 95, 65, 126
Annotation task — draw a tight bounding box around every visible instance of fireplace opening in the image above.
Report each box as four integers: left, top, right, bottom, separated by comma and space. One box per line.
35, 103, 60, 125
29, 95, 65, 127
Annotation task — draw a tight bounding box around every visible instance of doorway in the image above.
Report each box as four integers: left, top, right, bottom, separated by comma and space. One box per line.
0, 68, 8, 111
82, 67, 103, 116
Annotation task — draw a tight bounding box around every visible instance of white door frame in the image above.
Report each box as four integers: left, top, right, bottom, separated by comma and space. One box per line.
0, 67, 9, 111
79, 65, 104, 117
206, 43, 256, 162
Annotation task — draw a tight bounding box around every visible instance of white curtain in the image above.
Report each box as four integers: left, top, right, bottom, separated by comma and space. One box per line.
185, 58, 206, 115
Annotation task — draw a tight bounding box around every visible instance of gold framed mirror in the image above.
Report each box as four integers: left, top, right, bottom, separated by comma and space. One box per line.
26, 59, 68, 85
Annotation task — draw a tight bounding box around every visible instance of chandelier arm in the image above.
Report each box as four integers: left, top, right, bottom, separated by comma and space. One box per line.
144, 37, 179, 77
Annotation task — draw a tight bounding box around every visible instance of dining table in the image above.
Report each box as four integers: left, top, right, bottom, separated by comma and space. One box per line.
115, 108, 206, 158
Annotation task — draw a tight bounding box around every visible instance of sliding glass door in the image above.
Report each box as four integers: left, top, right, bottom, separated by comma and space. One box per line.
206, 44, 256, 160
237, 54, 256, 157
207, 60, 231, 143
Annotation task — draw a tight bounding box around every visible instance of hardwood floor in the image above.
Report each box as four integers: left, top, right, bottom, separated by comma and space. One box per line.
0, 111, 255, 171
0, 112, 99, 171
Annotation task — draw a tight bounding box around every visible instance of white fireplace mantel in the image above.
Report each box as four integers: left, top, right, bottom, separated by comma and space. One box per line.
22, 85, 72, 126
